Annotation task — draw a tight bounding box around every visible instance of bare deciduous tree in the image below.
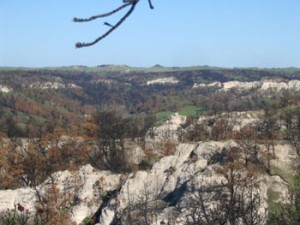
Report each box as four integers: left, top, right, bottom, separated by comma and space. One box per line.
283, 107, 300, 156
180, 147, 266, 225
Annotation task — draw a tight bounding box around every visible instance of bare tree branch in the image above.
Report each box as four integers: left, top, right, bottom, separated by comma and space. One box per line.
73, 3, 132, 23
74, 0, 154, 48
148, 0, 154, 9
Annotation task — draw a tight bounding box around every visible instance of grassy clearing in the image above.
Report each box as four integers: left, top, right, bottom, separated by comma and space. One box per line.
156, 111, 173, 123
178, 106, 202, 117
155, 106, 202, 124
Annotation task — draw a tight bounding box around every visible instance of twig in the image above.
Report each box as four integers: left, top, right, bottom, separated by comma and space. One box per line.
73, 3, 131, 22
75, 2, 138, 48
148, 0, 154, 9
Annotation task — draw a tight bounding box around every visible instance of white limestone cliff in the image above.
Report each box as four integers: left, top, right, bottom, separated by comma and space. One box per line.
0, 84, 12, 93
146, 77, 179, 85
193, 79, 300, 92
0, 113, 297, 225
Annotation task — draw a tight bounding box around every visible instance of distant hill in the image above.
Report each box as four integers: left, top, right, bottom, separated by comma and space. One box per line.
1, 66, 300, 137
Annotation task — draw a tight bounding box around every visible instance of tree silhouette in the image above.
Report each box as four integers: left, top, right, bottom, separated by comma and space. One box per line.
74, 0, 154, 48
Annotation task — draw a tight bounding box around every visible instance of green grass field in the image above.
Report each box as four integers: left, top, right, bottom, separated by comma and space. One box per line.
156, 106, 202, 123
178, 106, 202, 117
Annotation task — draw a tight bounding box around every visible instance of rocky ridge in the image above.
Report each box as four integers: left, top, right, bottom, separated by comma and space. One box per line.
193, 79, 300, 92
28, 82, 81, 90
0, 113, 297, 225
0, 140, 292, 224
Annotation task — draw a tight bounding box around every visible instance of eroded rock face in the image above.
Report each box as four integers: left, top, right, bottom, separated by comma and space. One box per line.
26, 77, 82, 90
193, 79, 300, 92
197, 111, 262, 131
146, 77, 179, 85
124, 141, 145, 165
0, 188, 36, 212
0, 165, 121, 224
0, 84, 12, 93
0, 132, 296, 224
100, 141, 292, 225
70, 166, 121, 223
192, 82, 222, 89
146, 113, 186, 147
29, 81, 66, 89
222, 81, 261, 91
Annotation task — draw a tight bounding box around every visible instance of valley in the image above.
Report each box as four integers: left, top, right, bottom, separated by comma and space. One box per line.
1, 66, 300, 225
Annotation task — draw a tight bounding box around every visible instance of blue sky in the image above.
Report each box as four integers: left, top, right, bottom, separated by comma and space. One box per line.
0, 0, 300, 68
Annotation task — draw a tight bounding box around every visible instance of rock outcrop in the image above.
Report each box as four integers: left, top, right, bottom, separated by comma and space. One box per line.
0, 113, 297, 225
193, 79, 300, 92
146, 77, 179, 85
0, 84, 12, 93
